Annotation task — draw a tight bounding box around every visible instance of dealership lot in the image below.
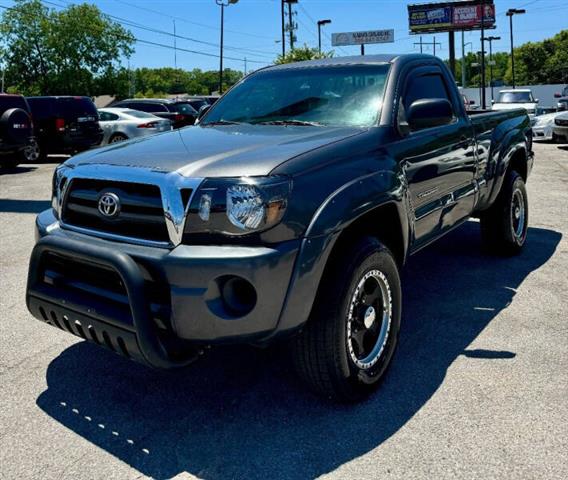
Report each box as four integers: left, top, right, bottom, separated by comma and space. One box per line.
1, 142, 567, 480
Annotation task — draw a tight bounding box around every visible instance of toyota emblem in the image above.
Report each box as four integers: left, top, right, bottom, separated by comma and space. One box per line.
98, 192, 121, 218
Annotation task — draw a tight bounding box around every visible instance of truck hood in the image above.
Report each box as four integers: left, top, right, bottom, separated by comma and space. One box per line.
66, 124, 366, 177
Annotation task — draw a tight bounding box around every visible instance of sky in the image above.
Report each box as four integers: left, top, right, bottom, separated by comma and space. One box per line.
4, 0, 568, 72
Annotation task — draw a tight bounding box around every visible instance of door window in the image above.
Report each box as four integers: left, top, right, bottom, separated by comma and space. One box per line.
400, 71, 455, 131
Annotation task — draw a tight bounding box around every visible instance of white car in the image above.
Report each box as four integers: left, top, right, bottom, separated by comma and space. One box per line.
98, 108, 172, 145
552, 112, 568, 143
532, 111, 566, 141
492, 89, 539, 118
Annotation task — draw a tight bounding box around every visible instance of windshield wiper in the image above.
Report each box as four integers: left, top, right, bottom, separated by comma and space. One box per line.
255, 119, 324, 126
203, 120, 244, 126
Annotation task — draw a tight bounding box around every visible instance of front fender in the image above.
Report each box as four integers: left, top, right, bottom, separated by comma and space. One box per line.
305, 170, 406, 237
273, 170, 408, 336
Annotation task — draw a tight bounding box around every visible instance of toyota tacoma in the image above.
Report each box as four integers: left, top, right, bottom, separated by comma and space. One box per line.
26, 54, 534, 401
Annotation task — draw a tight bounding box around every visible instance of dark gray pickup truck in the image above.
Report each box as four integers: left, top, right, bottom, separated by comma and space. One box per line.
27, 54, 533, 401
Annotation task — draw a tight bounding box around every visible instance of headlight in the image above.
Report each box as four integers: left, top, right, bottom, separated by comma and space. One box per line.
185, 176, 291, 238
51, 164, 70, 218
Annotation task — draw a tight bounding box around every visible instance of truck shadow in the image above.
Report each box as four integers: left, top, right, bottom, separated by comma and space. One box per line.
36, 222, 561, 480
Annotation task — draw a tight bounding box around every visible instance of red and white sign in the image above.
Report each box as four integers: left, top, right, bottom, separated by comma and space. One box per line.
453, 4, 495, 27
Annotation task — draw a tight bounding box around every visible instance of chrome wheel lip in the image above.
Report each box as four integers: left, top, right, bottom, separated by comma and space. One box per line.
511, 188, 526, 240
347, 269, 392, 370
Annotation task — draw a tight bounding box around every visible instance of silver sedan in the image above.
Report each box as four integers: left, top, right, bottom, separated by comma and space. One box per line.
98, 108, 172, 145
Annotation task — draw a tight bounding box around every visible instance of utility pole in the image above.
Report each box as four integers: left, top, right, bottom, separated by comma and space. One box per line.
244, 57, 247, 75
448, 31, 456, 78
483, 35, 501, 102
507, 8, 526, 89
285, 0, 298, 51
361, 44, 365, 56
0, 69, 4, 93
414, 37, 440, 55
173, 20, 177, 70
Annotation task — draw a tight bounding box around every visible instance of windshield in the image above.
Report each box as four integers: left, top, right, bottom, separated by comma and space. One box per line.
498, 91, 534, 103
203, 64, 390, 127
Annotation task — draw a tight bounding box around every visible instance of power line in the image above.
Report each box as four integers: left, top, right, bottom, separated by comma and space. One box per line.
0, 3, 271, 65
113, 0, 274, 40
45, 0, 278, 60
297, 3, 349, 55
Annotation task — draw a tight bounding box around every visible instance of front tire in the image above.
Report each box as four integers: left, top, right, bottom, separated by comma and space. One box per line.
480, 170, 528, 255
291, 237, 402, 402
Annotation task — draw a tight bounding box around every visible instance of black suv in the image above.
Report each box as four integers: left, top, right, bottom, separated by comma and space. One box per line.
0, 94, 34, 169
26, 96, 103, 160
110, 98, 198, 128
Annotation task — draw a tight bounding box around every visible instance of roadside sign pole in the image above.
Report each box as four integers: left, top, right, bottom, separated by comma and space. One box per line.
449, 31, 456, 78
361, 44, 365, 55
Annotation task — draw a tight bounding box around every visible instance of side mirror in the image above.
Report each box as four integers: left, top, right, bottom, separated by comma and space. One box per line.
469, 100, 476, 105
407, 98, 454, 131
491, 99, 495, 104
554, 92, 561, 98
197, 104, 211, 122
535, 99, 539, 103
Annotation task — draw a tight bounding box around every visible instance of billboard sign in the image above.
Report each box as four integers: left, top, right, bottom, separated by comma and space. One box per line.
331, 29, 394, 47
408, 1, 496, 33
409, 6, 452, 31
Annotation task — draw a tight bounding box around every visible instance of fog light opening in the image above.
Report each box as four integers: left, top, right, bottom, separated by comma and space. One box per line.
220, 276, 257, 317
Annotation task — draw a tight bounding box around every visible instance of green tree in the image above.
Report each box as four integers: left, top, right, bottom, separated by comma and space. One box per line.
0, 0, 134, 95
128, 67, 243, 98
275, 44, 333, 65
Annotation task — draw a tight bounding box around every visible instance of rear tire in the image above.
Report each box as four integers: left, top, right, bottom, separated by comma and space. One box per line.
109, 133, 128, 144
20, 139, 41, 163
480, 170, 528, 255
291, 236, 401, 402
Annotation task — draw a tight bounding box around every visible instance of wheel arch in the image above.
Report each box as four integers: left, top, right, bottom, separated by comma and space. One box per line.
274, 173, 409, 338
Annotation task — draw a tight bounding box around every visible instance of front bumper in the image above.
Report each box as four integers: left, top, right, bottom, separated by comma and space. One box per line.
28, 209, 300, 368
532, 124, 553, 141
553, 124, 568, 141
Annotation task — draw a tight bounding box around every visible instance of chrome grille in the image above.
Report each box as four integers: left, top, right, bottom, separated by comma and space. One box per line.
62, 179, 174, 242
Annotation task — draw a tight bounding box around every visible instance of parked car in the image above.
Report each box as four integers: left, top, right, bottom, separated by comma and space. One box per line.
552, 111, 568, 142
110, 98, 197, 129
98, 108, 172, 145
532, 111, 566, 141
25, 96, 103, 161
492, 89, 538, 118
27, 54, 534, 402
182, 97, 210, 113
554, 86, 568, 111
0, 93, 34, 169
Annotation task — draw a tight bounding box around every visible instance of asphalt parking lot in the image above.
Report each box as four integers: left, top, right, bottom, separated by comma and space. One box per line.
1, 142, 567, 480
